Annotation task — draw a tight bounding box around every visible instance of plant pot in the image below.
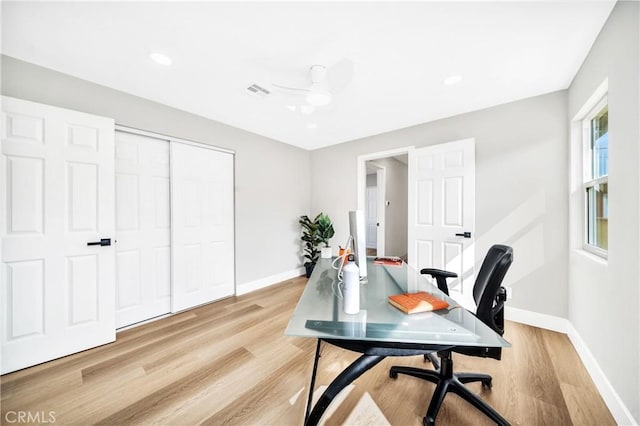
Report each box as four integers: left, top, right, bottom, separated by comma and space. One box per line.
321, 247, 332, 259
305, 264, 315, 278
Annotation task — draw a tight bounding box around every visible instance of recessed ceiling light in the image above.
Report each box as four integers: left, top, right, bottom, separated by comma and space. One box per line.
444, 75, 462, 86
307, 123, 317, 129
149, 52, 173, 66
286, 105, 297, 111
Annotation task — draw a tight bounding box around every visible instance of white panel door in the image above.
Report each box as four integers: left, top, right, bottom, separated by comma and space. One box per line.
408, 139, 475, 308
171, 141, 234, 312
1, 96, 115, 374
115, 131, 171, 328
365, 187, 378, 249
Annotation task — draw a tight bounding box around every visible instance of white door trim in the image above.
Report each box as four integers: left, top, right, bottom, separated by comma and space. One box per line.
365, 186, 377, 249
376, 168, 386, 256
115, 125, 235, 155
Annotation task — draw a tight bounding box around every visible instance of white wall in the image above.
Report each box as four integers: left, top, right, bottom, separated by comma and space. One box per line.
311, 91, 569, 318
0, 55, 311, 288
567, 2, 639, 421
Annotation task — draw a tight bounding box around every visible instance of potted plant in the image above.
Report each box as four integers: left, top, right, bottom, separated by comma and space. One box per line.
299, 214, 321, 278
316, 213, 335, 259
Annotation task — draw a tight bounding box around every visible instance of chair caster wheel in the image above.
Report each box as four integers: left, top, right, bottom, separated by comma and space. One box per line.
389, 370, 398, 379
482, 379, 492, 388
423, 417, 435, 426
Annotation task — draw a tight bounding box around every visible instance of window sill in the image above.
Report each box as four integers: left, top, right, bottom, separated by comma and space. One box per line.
573, 248, 608, 266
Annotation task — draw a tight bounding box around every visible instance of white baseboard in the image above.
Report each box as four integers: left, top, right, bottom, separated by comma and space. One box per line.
505, 306, 571, 333
236, 267, 305, 296
506, 307, 637, 426
565, 323, 638, 425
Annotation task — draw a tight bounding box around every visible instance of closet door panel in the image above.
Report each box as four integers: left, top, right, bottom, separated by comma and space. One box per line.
115, 131, 171, 328
171, 142, 234, 312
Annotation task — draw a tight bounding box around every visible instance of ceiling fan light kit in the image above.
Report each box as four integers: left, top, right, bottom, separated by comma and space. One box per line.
306, 90, 332, 107
306, 65, 332, 106
271, 60, 353, 109
300, 105, 315, 115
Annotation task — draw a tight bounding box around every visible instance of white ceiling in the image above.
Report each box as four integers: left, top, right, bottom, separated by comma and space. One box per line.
2, 1, 615, 150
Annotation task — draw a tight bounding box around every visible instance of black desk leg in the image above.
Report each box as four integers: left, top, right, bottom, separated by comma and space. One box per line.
305, 354, 385, 426
305, 340, 322, 423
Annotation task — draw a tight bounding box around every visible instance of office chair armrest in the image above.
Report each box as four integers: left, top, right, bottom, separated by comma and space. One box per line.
490, 286, 507, 335
492, 286, 507, 313
419, 268, 458, 279
420, 269, 457, 296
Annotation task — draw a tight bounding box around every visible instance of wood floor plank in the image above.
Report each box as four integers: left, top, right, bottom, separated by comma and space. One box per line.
543, 329, 616, 425
95, 348, 254, 425
199, 350, 310, 425
560, 382, 616, 426
0, 276, 616, 425
1, 310, 200, 405
80, 303, 265, 382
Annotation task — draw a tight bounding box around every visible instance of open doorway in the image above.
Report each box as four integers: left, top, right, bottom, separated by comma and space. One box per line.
365, 163, 385, 257
358, 140, 476, 307
359, 148, 410, 261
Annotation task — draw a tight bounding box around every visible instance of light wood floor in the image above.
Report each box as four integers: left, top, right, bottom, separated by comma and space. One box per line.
1, 277, 615, 425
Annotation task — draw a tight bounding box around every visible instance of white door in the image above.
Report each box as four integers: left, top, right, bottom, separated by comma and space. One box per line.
115, 131, 171, 328
1, 96, 115, 374
170, 141, 234, 312
408, 138, 475, 308
365, 187, 378, 249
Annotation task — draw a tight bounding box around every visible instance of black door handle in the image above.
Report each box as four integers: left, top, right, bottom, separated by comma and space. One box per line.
87, 238, 111, 246
455, 232, 472, 238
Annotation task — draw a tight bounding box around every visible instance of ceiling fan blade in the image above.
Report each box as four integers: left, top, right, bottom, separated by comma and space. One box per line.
272, 83, 311, 94
328, 58, 354, 94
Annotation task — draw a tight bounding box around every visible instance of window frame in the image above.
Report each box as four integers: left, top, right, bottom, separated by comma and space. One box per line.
582, 94, 608, 258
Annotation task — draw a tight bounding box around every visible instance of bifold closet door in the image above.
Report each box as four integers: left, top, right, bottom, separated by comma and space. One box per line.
170, 142, 234, 312
115, 131, 171, 328
1, 96, 115, 374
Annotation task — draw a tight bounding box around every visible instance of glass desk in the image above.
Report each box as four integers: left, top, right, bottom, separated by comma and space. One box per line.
285, 257, 511, 425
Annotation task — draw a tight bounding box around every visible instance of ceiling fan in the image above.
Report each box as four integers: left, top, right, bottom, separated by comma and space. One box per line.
271, 59, 354, 108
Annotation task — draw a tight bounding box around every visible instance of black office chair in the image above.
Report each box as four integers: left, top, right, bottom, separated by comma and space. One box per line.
390, 244, 513, 426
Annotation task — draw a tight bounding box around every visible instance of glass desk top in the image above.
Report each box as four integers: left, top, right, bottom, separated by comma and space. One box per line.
285, 258, 510, 349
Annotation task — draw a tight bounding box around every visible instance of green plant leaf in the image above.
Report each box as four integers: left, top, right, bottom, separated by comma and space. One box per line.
315, 213, 335, 247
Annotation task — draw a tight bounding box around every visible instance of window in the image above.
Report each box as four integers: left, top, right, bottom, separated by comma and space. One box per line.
583, 96, 608, 256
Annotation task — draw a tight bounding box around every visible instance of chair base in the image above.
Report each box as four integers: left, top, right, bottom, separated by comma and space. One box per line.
390, 351, 509, 426
423, 352, 440, 369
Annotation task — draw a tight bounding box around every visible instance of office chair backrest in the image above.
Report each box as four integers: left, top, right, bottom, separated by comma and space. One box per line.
473, 244, 513, 335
